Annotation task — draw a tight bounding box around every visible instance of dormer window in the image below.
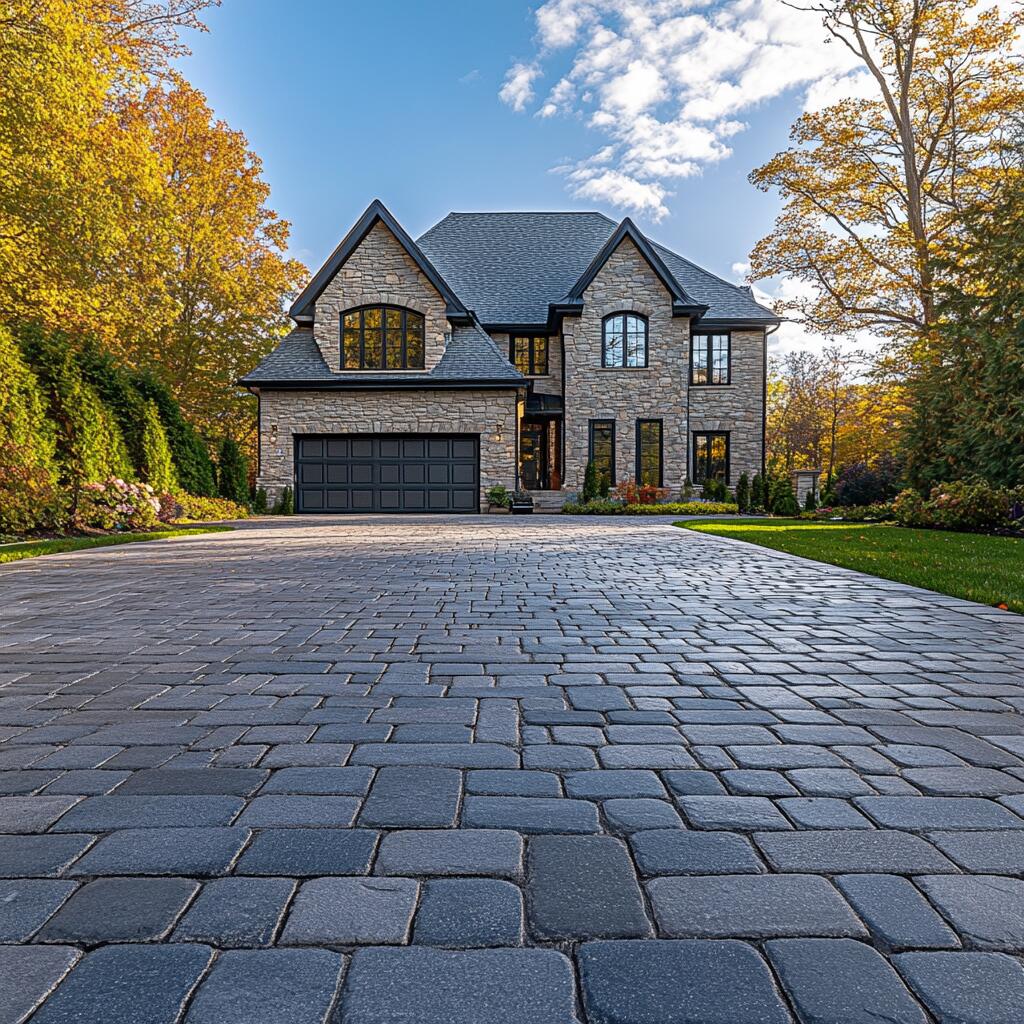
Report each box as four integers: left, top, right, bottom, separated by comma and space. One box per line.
341, 305, 425, 370
602, 313, 647, 368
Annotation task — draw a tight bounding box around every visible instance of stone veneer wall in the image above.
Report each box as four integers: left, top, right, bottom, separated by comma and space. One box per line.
256, 389, 520, 505
562, 237, 765, 493
688, 329, 765, 486
563, 237, 690, 492
312, 221, 450, 372
489, 332, 563, 398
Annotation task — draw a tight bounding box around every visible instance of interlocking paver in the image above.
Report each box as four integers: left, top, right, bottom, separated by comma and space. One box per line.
766, 939, 927, 1024
3, 516, 1024, 1021
894, 951, 1024, 1024
835, 874, 960, 951
69, 827, 250, 876
36, 876, 200, 944
578, 939, 790, 1024
413, 878, 524, 947
526, 835, 652, 939
339, 947, 580, 1024
374, 828, 523, 877
29, 943, 214, 1024
281, 877, 419, 945
173, 877, 296, 947
647, 874, 867, 938
0, 945, 81, 1024
185, 949, 346, 1024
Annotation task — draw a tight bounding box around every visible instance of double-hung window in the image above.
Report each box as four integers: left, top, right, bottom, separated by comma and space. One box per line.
602, 313, 647, 368
692, 432, 729, 484
690, 332, 730, 385
511, 336, 548, 376
635, 420, 663, 487
588, 419, 615, 488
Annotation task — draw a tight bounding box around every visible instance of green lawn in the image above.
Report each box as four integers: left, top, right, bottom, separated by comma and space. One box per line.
0, 526, 233, 564
677, 518, 1024, 613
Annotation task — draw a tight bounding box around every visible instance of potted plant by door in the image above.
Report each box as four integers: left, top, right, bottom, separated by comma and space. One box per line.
510, 490, 534, 515
486, 485, 512, 514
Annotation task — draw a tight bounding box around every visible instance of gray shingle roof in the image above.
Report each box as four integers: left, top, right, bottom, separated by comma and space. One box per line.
239, 328, 333, 383
239, 324, 523, 387
417, 211, 777, 324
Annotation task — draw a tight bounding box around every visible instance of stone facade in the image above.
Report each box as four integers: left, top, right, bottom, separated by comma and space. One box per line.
257, 389, 520, 506
559, 238, 765, 495
562, 237, 690, 493
688, 328, 765, 489
312, 221, 450, 372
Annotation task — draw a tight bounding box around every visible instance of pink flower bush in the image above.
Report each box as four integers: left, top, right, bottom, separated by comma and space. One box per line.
76, 478, 161, 531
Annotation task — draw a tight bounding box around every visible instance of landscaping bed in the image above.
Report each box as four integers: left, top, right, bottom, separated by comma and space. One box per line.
677, 518, 1024, 613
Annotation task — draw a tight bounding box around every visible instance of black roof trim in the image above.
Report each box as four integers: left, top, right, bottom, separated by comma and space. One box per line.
289, 199, 469, 320
242, 379, 525, 392
563, 217, 709, 319
693, 318, 779, 330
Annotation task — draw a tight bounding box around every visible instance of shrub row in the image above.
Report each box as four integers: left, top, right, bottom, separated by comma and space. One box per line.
893, 480, 1024, 531
562, 499, 739, 516
1, 323, 251, 534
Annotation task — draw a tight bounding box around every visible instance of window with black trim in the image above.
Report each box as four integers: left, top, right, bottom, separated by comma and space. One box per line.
602, 313, 647, 368
690, 332, 730, 385
511, 335, 548, 376
636, 420, 663, 487
341, 305, 425, 370
588, 419, 615, 487
692, 431, 729, 484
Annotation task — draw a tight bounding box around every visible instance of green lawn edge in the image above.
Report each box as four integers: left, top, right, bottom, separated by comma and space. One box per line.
0, 526, 233, 564
675, 518, 1024, 614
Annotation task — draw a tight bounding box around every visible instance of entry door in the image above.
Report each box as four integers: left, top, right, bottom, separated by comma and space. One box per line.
519, 422, 548, 490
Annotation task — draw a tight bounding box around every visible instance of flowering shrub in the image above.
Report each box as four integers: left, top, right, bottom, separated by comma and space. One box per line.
891, 480, 1018, 532
174, 493, 250, 522
562, 499, 738, 516
801, 502, 895, 522
611, 478, 672, 505
75, 478, 161, 531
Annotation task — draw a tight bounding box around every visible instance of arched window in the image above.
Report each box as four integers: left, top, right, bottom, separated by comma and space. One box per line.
602, 313, 647, 368
341, 306, 425, 370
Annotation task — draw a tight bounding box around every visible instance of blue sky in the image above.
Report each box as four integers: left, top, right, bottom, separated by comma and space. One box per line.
179, 1, 861, 349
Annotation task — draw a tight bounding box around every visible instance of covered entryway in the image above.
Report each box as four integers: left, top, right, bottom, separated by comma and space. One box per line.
295, 434, 479, 513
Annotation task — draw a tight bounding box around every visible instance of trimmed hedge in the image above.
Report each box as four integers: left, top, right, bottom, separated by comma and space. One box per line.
563, 500, 739, 516
175, 493, 250, 522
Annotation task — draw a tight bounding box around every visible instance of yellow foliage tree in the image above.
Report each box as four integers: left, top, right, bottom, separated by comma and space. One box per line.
141, 81, 306, 441
750, 0, 1024, 342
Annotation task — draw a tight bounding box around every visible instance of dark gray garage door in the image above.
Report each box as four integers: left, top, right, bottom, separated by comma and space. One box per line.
295, 434, 480, 513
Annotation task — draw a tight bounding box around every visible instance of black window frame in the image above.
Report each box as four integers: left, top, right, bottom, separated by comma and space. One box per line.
692, 431, 730, 485
588, 418, 616, 487
510, 335, 549, 376
340, 304, 426, 371
690, 331, 731, 385
635, 419, 663, 488
601, 312, 648, 368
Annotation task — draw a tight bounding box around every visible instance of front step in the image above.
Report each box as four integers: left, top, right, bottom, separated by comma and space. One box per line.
528, 490, 567, 512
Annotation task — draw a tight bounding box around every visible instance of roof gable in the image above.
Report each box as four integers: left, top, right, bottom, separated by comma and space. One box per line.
563, 218, 707, 319
290, 199, 469, 322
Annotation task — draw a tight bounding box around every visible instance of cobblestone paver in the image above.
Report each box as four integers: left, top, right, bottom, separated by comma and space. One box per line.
1, 514, 1023, 1022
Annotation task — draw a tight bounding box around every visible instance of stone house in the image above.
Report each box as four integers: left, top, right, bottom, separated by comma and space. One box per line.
239, 200, 779, 513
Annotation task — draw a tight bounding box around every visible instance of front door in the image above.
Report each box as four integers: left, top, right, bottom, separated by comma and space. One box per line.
519, 421, 548, 490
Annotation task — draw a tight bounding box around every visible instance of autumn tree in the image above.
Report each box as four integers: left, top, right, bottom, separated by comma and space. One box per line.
750, 0, 1024, 343
768, 345, 905, 476
141, 81, 306, 442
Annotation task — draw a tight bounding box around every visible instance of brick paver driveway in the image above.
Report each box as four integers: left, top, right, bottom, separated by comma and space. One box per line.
2, 515, 1024, 1023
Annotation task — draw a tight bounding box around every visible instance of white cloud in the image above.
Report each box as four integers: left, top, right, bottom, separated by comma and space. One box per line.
502, 0, 865, 220
499, 62, 541, 112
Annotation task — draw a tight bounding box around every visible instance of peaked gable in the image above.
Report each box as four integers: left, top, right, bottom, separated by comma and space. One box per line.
290, 199, 469, 322
563, 218, 708, 319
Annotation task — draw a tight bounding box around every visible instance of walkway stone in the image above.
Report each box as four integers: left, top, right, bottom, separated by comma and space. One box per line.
2, 513, 1023, 1021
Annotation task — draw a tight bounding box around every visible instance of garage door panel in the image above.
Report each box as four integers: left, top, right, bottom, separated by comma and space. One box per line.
295, 434, 479, 514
